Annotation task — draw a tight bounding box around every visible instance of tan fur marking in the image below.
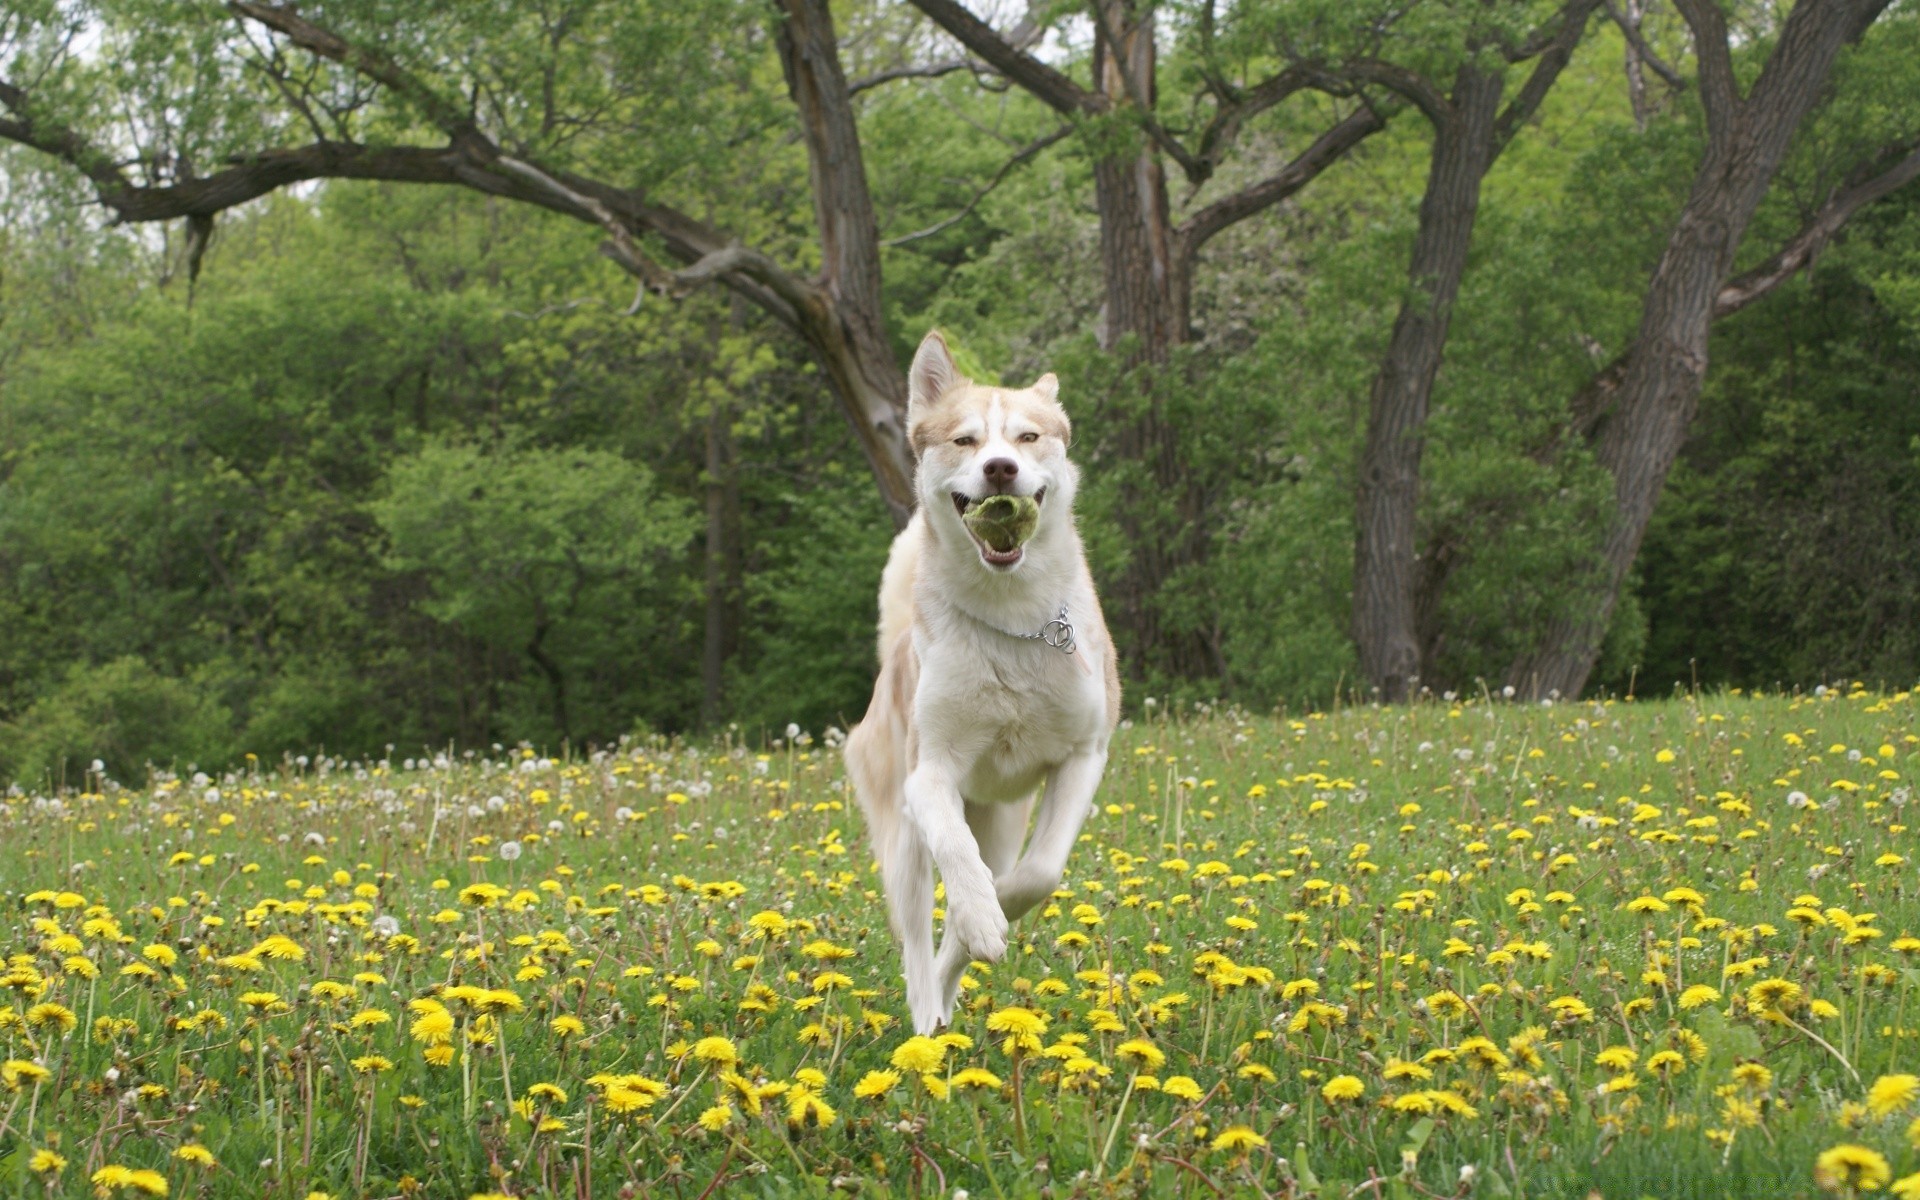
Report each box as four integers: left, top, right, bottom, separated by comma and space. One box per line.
910, 405, 969, 456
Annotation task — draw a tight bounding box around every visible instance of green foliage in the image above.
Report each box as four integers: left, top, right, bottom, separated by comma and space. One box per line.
5, 0, 1920, 779
0, 655, 234, 783
1625, 192, 1920, 693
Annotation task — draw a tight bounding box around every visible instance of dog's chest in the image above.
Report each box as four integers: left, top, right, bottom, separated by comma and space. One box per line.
920, 636, 1105, 803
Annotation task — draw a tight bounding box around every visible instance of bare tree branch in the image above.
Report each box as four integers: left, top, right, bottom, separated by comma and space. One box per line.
907, 0, 1098, 115
883, 123, 1071, 246
1331, 57, 1451, 126
1494, 0, 1604, 151
1604, 0, 1684, 89
847, 57, 994, 95
226, 2, 482, 147
1190, 63, 1317, 184
1176, 104, 1387, 254
1716, 137, 1920, 318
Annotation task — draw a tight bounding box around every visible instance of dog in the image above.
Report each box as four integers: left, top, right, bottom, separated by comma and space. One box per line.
845, 330, 1120, 1035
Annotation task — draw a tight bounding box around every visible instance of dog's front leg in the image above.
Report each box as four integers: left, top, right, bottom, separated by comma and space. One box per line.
928, 748, 1107, 1021
904, 763, 1006, 1033
995, 747, 1107, 920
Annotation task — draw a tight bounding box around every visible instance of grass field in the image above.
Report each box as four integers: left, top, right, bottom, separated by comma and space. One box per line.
1, 687, 1917, 1199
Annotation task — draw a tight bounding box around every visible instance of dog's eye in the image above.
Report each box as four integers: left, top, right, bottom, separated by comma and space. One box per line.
1018, 432, 1040, 443
954, 436, 976, 447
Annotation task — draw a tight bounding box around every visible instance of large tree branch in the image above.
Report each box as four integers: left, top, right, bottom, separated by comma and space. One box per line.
1332, 57, 1450, 127
906, 0, 1098, 115
1671, 0, 1738, 139
0, 79, 135, 197
1494, 0, 1603, 152
1564, 136, 1920, 442
0, 76, 812, 332
1175, 104, 1387, 255
1190, 63, 1317, 182
1715, 138, 1920, 318
1741, 0, 1889, 132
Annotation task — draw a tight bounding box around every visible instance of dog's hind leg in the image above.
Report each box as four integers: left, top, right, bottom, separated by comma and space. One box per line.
887, 822, 943, 1036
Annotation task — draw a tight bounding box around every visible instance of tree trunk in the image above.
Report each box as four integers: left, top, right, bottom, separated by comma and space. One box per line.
775, 0, 917, 530
1090, 0, 1181, 359
526, 616, 570, 743
1507, 0, 1891, 699
1352, 68, 1502, 702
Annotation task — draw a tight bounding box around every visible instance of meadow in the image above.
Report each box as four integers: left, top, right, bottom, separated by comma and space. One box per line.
0, 687, 1917, 1200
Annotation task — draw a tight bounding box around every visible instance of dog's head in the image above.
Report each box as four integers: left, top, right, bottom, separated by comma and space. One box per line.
906, 330, 1075, 573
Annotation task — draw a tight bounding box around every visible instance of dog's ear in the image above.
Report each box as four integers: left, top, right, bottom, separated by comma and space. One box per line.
1030, 373, 1059, 405
908, 331, 963, 420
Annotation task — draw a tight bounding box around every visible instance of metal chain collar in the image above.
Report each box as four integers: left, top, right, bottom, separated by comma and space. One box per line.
978, 603, 1075, 654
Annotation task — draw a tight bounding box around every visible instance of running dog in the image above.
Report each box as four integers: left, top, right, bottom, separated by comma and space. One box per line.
845, 330, 1120, 1034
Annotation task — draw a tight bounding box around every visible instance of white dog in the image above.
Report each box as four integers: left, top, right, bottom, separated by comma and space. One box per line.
845, 330, 1120, 1034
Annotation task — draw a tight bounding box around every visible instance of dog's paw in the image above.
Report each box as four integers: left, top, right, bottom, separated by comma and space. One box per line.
909, 999, 950, 1037
944, 892, 1009, 963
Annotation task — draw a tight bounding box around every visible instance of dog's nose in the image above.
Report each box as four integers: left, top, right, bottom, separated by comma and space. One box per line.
982, 458, 1019, 490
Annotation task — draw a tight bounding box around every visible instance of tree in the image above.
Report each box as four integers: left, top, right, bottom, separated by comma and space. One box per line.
0, 0, 922, 526
1294, 0, 1604, 702
903, 0, 1388, 677
372, 442, 695, 741
1506, 0, 1920, 697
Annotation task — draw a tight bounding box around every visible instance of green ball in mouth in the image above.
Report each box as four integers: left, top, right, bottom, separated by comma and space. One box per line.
962, 493, 1040, 553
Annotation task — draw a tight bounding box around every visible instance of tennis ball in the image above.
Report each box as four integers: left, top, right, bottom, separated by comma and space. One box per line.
963, 494, 1040, 553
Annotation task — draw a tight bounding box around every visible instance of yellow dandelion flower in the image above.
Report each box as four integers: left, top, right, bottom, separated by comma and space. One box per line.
1211, 1125, 1268, 1153
854, 1069, 900, 1099
1115, 1038, 1165, 1070
24, 1003, 77, 1033
786, 1088, 836, 1129
1869, 1075, 1920, 1118
890, 1036, 946, 1074
1678, 984, 1721, 1010
1748, 978, 1805, 1016
1322, 1075, 1365, 1103
1815, 1144, 1891, 1193
985, 1007, 1047, 1038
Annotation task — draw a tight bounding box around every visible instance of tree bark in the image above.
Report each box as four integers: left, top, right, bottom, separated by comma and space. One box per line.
1352, 66, 1503, 702
772, 0, 917, 529
1506, 0, 1892, 700
1089, 1, 1182, 360
1342, 0, 1600, 702
526, 616, 570, 743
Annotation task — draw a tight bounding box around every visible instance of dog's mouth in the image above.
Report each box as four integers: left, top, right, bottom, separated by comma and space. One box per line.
952, 487, 1045, 569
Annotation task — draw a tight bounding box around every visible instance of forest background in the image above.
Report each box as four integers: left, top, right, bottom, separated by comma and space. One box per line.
3, 0, 1919, 782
